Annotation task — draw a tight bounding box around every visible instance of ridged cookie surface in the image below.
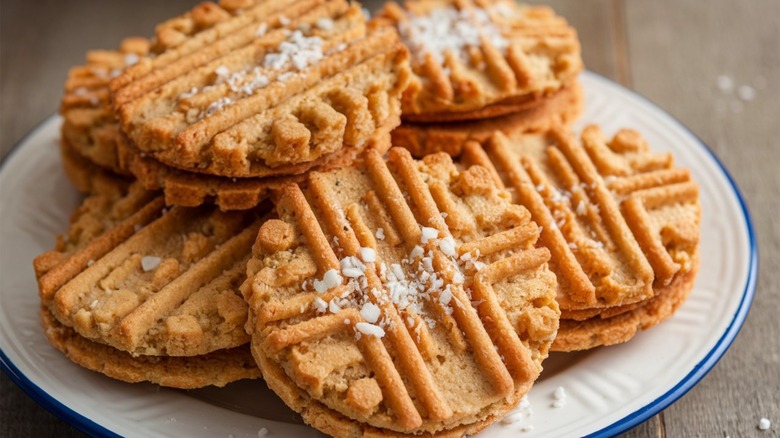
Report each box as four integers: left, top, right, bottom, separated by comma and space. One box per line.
40, 306, 260, 389
378, 0, 582, 122
243, 147, 559, 436
392, 81, 583, 158
112, 0, 410, 178
455, 125, 700, 350
60, 37, 151, 175
37, 185, 267, 357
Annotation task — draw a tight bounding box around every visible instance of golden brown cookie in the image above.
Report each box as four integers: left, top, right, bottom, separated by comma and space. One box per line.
242, 147, 560, 436
115, 129, 389, 210
553, 251, 699, 351
41, 306, 260, 389
36, 184, 268, 357
439, 125, 701, 350
392, 81, 583, 158
111, 0, 411, 178
33, 181, 157, 282
61, 37, 151, 175
59, 137, 131, 195
377, 0, 582, 122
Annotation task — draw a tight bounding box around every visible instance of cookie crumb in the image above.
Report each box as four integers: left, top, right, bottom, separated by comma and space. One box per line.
257, 427, 269, 437
551, 386, 567, 408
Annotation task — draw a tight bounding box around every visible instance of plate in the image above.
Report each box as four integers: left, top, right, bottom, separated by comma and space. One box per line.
0, 71, 757, 437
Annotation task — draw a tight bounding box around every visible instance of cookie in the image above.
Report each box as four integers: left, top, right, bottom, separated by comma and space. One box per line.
242, 147, 560, 436
61, 37, 151, 175
37, 185, 268, 357
377, 0, 582, 121
454, 125, 700, 350
115, 119, 392, 210
111, 0, 411, 178
552, 252, 699, 351
40, 306, 259, 389
33, 181, 158, 283
392, 81, 583, 158
59, 137, 131, 195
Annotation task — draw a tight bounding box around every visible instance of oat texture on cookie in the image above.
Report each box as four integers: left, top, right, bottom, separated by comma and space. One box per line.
111, 0, 411, 178
378, 0, 582, 121
243, 147, 559, 436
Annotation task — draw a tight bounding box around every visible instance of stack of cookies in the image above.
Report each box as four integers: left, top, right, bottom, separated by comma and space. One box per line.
378, 0, 584, 157
36, 0, 701, 436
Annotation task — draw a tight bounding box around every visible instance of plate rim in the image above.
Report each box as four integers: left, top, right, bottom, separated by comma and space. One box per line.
0, 71, 758, 438
578, 72, 758, 437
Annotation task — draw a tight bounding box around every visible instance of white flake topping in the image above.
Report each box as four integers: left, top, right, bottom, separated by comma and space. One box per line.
551, 386, 567, 408
264, 30, 323, 72
355, 322, 385, 338
420, 226, 439, 243
328, 299, 342, 314
313, 268, 342, 293
501, 396, 533, 429
758, 418, 771, 431
279, 15, 290, 25
375, 228, 385, 240
315, 17, 334, 31
179, 87, 199, 100
257, 427, 269, 437
205, 97, 233, 116
359, 302, 381, 324
313, 297, 327, 313
340, 255, 366, 278
360, 247, 376, 263
124, 53, 139, 66
141, 256, 162, 272
255, 22, 268, 37
576, 200, 586, 216
438, 236, 457, 257
397, 5, 508, 65
215, 65, 230, 78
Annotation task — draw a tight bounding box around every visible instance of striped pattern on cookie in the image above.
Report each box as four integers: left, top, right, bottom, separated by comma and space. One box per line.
61, 37, 151, 175
40, 306, 260, 389
392, 81, 583, 158
112, 0, 411, 178
243, 147, 559, 435
37, 185, 269, 357
456, 125, 700, 350
378, 0, 582, 122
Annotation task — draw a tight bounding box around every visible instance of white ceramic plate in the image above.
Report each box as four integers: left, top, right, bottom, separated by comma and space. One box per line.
0, 71, 757, 437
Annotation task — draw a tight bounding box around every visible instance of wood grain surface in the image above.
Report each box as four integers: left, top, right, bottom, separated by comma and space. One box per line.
1, 1, 778, 437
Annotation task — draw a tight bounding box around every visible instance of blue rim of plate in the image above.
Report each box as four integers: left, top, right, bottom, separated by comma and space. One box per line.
0, 72, 758, 438
581, 71, 758, 437
0, 113, 120, 438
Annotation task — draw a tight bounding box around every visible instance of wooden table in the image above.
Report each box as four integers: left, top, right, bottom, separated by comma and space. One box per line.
2, 1, 777, 436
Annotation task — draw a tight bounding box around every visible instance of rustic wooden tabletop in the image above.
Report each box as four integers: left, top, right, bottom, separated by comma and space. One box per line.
1, 1, 778, 436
